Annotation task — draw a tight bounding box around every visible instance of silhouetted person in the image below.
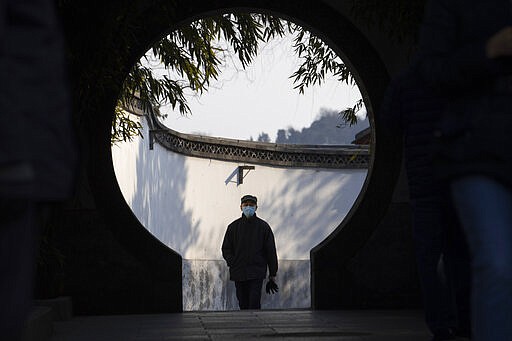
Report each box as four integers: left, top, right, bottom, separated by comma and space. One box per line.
222, 195, 278, 310
416, 0, 512, 339
0, 0, 76, 339
381, 70, 471, 341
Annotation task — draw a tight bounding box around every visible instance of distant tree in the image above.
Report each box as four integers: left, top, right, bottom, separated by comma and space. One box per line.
257, 132, 271, 142
276, 129, 287, 144
286, 127, 300, 144
272, 110, 369, 145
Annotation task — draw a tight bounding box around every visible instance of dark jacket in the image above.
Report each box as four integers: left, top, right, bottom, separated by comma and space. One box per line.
0, 0, 77, 200
415, 0, 512, 187
380, 69, 448, 199
221, 213, 278, 282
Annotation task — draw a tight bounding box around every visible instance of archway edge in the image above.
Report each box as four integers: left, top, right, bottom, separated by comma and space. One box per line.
85, 0, 402, 312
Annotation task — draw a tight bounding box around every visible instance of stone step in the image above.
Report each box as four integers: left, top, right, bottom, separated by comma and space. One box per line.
35, 296, 73, 321
21, 306, 53, 341
21, 297, 73, 341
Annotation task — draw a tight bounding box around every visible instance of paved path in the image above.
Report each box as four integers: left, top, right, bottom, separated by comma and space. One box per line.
50, 310, 437, 340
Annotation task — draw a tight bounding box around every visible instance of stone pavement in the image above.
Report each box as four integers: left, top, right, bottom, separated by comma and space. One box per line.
50, 309, 439, 340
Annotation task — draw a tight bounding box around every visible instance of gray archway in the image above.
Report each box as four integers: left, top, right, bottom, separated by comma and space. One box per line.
67, 0, 406, 313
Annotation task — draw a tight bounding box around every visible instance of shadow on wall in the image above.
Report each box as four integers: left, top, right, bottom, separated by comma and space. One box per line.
115, 119, 366, 261
262, 168, 367, 260
182, 259, 311, 311
182, 260, 234, 311
129, 133, 202, 258
177, 167, 366, 310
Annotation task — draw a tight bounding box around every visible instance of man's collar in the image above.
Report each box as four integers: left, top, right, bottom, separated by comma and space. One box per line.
241, 213, 257, 219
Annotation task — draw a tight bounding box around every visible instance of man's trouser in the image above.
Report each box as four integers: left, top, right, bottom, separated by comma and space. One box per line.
235, 278, 264, 310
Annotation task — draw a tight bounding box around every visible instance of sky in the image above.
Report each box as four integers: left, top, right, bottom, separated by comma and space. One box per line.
149, 33, 367, 142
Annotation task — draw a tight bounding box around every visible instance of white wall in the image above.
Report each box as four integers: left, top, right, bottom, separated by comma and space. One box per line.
182, 259, 311, 311
112, 117, 367, 261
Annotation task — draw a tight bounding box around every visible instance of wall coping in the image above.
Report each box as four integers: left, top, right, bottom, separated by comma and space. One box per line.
125, 102, 370, 169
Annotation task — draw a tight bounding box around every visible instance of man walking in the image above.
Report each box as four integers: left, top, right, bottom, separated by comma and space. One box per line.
0, 0, 77, 339
415, 0, 512, 339
222, 195, 278, 310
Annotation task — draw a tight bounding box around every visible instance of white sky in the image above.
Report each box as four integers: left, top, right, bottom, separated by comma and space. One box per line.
151, 33, 366, 142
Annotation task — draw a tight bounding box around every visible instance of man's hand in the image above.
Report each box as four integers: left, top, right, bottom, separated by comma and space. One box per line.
265, 277, 279, 294
486, 26, 512, 58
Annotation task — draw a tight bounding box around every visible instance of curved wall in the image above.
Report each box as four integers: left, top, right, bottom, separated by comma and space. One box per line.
113, 116, 367, 309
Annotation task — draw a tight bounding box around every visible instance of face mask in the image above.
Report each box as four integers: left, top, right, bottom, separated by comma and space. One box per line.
242, 205, 256, 218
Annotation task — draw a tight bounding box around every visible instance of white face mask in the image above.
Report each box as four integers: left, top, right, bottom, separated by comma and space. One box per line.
242, 205, 256, 217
